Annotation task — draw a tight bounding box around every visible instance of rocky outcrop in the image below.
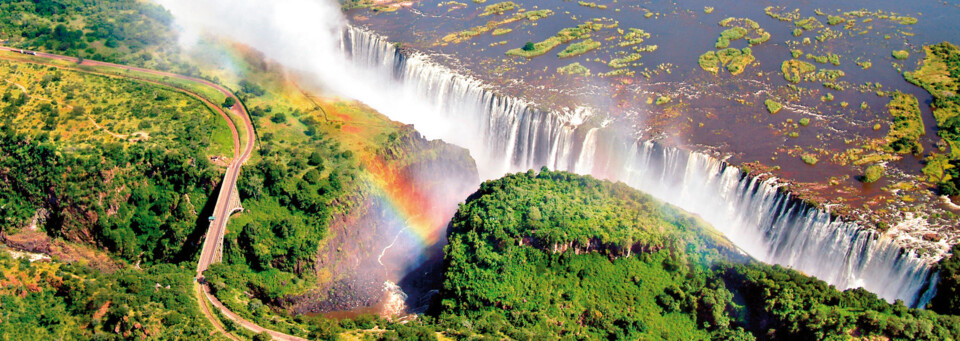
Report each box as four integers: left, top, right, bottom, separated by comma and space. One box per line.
284, 125, 479, 316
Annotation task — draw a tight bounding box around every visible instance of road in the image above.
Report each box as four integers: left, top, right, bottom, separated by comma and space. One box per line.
0, 47, 307, 340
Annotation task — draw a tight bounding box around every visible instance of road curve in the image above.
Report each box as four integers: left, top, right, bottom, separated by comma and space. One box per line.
0, 47, 308, 340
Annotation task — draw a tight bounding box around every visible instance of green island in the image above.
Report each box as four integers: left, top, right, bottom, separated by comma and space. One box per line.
884, 92, 925, 155
557, 38, 601, 58
781, 59, 817, 83
557, 62, 591, 76
905, 42, 960, 195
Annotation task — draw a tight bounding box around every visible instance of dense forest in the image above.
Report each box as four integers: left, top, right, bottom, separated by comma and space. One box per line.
0, 252, 213, 339
437, 169, 960, 340
0, 0, 197, 74
0, 60, 226, 265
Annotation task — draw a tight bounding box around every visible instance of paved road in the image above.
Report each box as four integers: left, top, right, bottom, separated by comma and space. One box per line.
0, 47, 309, 340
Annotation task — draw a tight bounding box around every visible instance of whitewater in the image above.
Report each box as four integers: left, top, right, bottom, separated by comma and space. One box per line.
159, 0, 938, 307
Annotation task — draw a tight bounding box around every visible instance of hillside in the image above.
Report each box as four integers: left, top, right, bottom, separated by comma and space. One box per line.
438, 169, 960, 340
0, 251, 215, 339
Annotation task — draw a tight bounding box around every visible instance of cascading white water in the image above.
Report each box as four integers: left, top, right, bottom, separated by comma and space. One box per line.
340, 26, 938, 307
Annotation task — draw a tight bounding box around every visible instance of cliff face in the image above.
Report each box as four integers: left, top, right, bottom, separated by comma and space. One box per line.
285, 125, 480, 316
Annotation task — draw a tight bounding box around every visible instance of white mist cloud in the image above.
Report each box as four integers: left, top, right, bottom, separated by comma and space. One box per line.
157, 0, 465, 147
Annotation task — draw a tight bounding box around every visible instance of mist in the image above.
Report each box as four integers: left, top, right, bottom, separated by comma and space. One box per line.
156, 0, 936, 307
157, 0, 483, 170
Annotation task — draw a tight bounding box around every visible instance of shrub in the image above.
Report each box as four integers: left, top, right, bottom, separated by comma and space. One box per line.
863, 165, 884, 183
801, 154, 819, 165
765, 99, 783, 114
892, 50, 910, 60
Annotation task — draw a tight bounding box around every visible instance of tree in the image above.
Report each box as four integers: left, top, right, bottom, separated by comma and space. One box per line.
222, 96, 236, 108
522, 41, 535, 51
253, 331, 273, 341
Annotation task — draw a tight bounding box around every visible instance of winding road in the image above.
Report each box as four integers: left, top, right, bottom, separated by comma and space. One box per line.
0, 47, 306, 340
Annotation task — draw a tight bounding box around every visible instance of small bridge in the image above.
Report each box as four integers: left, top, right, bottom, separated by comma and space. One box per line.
212, 181, 244, 263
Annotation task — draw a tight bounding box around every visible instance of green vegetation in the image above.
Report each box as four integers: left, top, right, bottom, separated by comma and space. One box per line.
800, 118, 811, 126
781, 59, 817, 83
0, 60, 227, 263
506, 22, 600, 58
440, 8, 553, 44
704, 6, 714, 14
479, 1, 515, 16
905, 42, 960, 194
863, 164, 885, 183
827, 15, 846, 25
577, 1, 607, 9
438, 170, 960, 340
884, 92, 925, 155
557, 62, 591, 76
714, 17, 770, 49
699, 51, 720, 74
932, 245, 960, 314
765, 6, 801, 22
698, 48, 754, 75
617, 28, 650, 47
0, 0, 198, 75
716, 27, 748, 48
806, 52, 841, 66
795, 16, 823, 31
491, 28, 512, 36
656, 96, 671, 105
507, 37, 562, 57
765, 99, 783, 114
608, 53, 641, 69
801, 153, 819, 165
557, 39, 601, 58
0, 253, 212, 339
893, 50, 911, 60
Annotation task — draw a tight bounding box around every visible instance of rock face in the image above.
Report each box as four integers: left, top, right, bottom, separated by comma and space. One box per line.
285, 125, 480, 317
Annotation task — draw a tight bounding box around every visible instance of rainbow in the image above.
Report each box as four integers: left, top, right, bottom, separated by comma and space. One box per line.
361, 154, 456, 249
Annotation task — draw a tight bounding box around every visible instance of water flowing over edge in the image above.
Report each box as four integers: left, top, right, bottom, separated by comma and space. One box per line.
339, 25, 939, 307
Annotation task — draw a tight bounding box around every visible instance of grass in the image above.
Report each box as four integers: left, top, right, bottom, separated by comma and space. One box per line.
558, 39, 601, 58
781, 60, 817, 83
492, 28, 512, 36
699, 51, 720, 74
506, 22, 598, 58
765, 99, 783, 114
507, 37, 562, 57
557, 62, 591, 76
440, 8, 553, 44
479, 1, 515, 16
608, 53, 641, 68
714, 18, 770, 50
863, 164, 884, 183
618, 28, 650, 47
0, 55, 233, 157
884, 92, 925, 154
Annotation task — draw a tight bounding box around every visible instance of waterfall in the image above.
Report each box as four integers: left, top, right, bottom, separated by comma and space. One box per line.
339, 25, 938, 307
